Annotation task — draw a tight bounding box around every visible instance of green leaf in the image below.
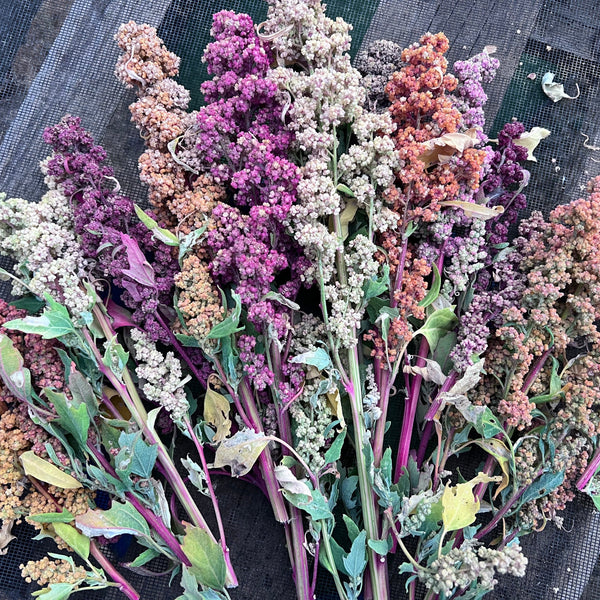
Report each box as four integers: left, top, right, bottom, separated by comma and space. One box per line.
134, 204, 179, 246
403, 221, 418, 239
473, 407, 504, 439
102, 336, 129, 377
414, 307, 458, 351
5, 294, 74, 339
302, 489, 334, 520
324, 429, 346, 464
116, 432, 158, 479
262, 291, 300, 311
20, 452, 82, 489
75, 500, 151, 541
52, 523, 90, 560
127, 547, 161, 568
181, 525, 226, 590
177, 564, 200, 600
221, 335, 241, 389
179, 226, 208, 262
376, 306, 400, 344
0, 334, 32, 402
32, 583, 75, 600
28, 510, 74, 524
336, 183, 356, 198
591, 493, 600, 512
319, 536, 348, 576
418, 264, 441, 308
207, 292, 242, 339
210, 430, 270, 477
283, 487, 334, 521
343, 514, 360, 543
175, 333, 201, 348
519, 471, 565, 505
362, 264, 390, 302
182, 456, 209, 496
343, 530, 367, 579
531, 357, 563, 404
44, 388, 90, 450
367, 538, 390, 556
68, 370, 99, 419
366, 296, 387, 323
290, 348, 332, 371
10, 295, 45, 313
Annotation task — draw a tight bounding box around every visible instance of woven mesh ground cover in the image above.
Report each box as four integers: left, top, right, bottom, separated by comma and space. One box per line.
1, 1, 600, 599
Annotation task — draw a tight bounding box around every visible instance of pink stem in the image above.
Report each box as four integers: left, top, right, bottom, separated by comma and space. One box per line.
155, 312, 207, 386
90, 542, 140, 600
373, 362, 391, 465
522, 348, 552, 393
577, 446, 600, 491
87, 442, 191, 566
185, 419, 237, 586
394, 336, 429, 482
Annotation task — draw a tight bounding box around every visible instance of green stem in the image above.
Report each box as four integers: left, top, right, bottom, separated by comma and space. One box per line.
328, 207, 388, 600
347, 342, 389, 600
321, 527, 350, 600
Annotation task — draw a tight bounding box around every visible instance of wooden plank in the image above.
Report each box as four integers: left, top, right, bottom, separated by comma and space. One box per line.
0, 0, 172, 203
360, 0, 545, 128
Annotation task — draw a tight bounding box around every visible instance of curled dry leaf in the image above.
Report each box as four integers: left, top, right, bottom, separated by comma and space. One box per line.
417, 128, 479, 168
403, 358, 447, 386
0, 519, 16, 555
210, 429, 270, 477
541, 72, 580, 103
514, 127, 551, 162
438, 200, 504, 220
203, 377, 232, 443
327, 387, 346, 428
275, 465, 312, 497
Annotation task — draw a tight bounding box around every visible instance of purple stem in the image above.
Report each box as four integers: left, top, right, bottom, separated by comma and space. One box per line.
87, 442, 191, 566
424, 371, 458, 421
185, 418, 235, 582
155, 312, 208, 386
373, 359, 391, 465
474, 484, 527, 540
416, 371, 459, 467
238, 378, 290, 524
522, 348, 552, 393
310, 539, 320, 599
90, 542, 140, 600
577, 446, 600, 492
394, 336, 429, 482
390, 236, 410, 310
272, 377, 311, 600
101, 393, 123, 420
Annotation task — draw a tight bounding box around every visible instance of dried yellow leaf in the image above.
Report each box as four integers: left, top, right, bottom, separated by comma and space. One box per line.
203, 381, 232, 444
417, 129, 479, 168
20, 451, 82, 490
441, 472, 501, 532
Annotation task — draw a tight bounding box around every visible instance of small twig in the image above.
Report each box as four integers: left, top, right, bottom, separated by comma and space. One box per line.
581, 133, 600, 151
